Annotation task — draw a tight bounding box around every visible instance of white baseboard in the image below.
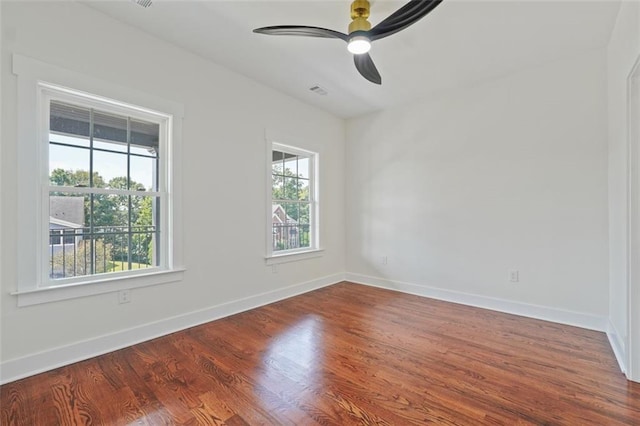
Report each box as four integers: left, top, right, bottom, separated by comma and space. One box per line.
0, 273, 345, 385
606, 320, 627, 374
346, 273, 608, 332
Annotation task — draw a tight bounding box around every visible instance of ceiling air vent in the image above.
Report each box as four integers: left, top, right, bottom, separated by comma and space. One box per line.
132, 0, 153, 8
309, 85, 328, 96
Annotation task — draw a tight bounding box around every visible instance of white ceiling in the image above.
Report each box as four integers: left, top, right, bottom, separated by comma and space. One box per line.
84, 0, 621, 118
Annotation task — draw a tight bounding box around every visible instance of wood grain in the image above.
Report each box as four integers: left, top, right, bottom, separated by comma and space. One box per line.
2, 282, 639, 425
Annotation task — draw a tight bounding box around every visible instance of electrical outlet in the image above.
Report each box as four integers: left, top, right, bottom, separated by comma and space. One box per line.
509, 269, 519, 283
382, 256, 388, 265
118, 290, 131, 304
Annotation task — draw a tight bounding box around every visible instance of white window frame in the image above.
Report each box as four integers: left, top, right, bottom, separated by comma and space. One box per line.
12, 54, 184, 306
266, 141, 321, 264
40, 84, 170, 285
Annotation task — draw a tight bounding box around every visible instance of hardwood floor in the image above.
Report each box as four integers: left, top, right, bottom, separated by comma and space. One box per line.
2, 282, 639, 425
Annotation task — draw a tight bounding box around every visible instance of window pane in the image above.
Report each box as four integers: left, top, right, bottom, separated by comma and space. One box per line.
49, 193, 87, 228
284, 202, 300, 250
93, 110, 127, 146
93, 110, 128, 154
283, 177, 298, 201
50, 101, 90, 139
298, 178, 309, 201
297, 157, 310, 179
131, 144, 157, 157
94, 139, 128, 153
131, 119, 159, 155
93, 193, 129, 272
94, 150, 127, 189
272, 202, 301, 251
298, 203, 310, 248
130, 155, 156, 191
272, 202, 285, 251
50, 132, 90, 148
282, 202, 299, 222
272, 174, 283, 200
49, 192, 90, 280
298, 203, 310, 225
130, 195, 158, 268
272, 150, 284, 174
92, 193, 128, 227
49, 144, 90, 187
284, 155, 297, 176
299, 225, 310, 248
105, 233, 130, 273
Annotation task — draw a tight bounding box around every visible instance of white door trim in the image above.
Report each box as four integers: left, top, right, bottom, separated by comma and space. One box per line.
627, 53, 640, 382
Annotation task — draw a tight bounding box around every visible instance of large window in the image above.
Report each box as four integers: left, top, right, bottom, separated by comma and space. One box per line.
269, 143, 318, 257
44, 93, 166, 283
42, 86, 170, 285
13, 54, 183, 306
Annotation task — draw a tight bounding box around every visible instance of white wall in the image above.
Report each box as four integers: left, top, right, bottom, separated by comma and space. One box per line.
346, 49, 610, 327
0, 2, 345, 382
607, 0, 640, 379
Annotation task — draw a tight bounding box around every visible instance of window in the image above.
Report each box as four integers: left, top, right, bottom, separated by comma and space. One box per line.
42, 85, 169, 284
269, 143, 319, 258
12, 54, 184, 306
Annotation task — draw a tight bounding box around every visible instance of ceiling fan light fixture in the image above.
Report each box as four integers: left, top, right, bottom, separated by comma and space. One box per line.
347, 36, 371, 55
252, 0, 444, 84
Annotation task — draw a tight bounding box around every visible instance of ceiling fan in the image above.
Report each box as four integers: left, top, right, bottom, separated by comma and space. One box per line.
253, 0, 443, 85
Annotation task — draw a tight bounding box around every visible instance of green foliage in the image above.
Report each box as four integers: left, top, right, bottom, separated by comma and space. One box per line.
272, 167, 310, 223
49, 168, 155, 270
51, 239, 112, 277
50, 168, 105, 188
133, 196, 154, 265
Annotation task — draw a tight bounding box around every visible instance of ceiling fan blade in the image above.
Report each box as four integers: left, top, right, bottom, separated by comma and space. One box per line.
370, 0, 443, 41
354, 53, 382, 85
253, 26, 348, 41
372, 1, 424, 29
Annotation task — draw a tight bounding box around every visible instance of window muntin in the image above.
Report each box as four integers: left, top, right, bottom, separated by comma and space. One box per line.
270, 144, 317, 255
43, 90, 169, 286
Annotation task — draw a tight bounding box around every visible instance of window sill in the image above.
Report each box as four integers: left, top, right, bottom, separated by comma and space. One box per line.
12, 268, 185, 307
265, 249, 324, 265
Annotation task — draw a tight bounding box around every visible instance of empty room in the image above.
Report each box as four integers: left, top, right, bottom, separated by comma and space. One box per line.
1, 0, 639, 424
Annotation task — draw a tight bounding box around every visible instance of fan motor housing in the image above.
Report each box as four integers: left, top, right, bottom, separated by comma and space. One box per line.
349, 0, 371, 33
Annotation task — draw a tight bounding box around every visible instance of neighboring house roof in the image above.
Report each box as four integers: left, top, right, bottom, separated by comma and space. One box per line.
49, 217, 83, 229
272, 204, 296, 224
50, 196, 84, 227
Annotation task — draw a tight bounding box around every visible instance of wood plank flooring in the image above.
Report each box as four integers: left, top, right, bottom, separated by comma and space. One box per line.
2, 282, 639, 425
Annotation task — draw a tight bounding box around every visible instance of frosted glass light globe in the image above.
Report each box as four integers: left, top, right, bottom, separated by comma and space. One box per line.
347, 36, 371, 54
